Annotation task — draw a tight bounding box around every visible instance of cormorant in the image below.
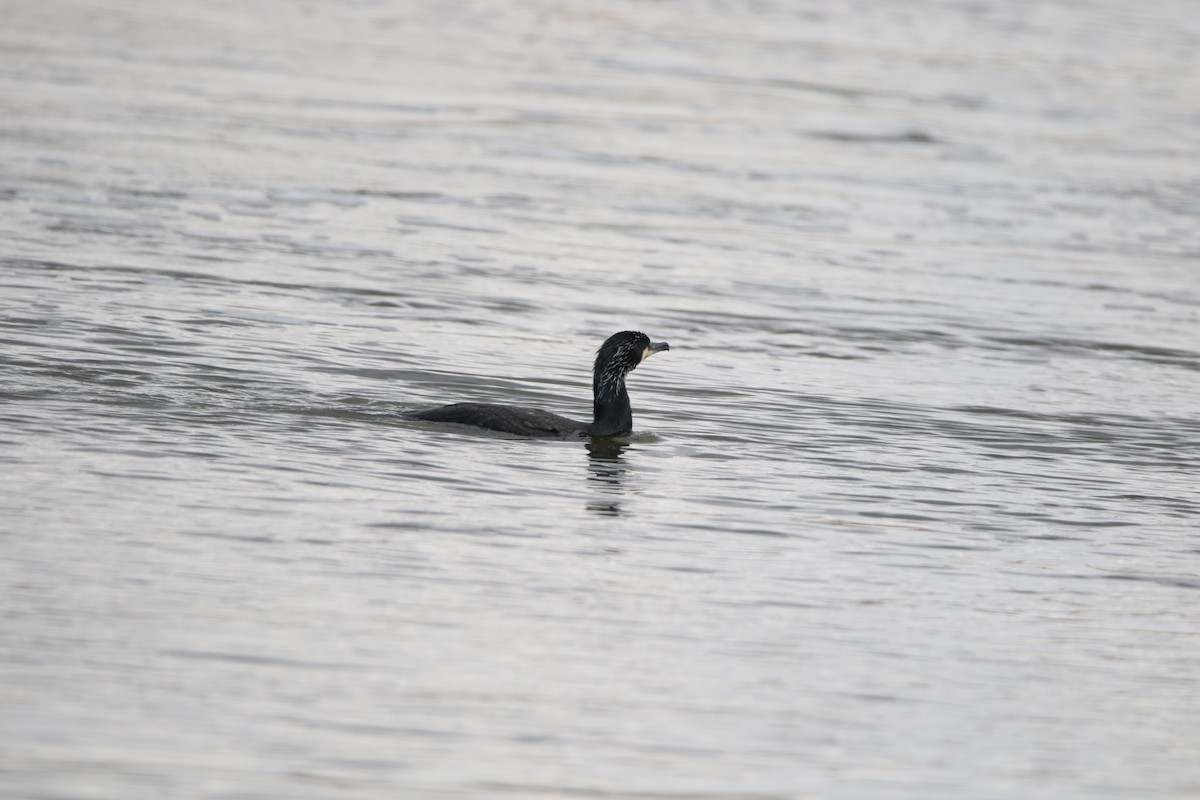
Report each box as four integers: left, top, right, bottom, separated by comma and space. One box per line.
407, 331, 669, 438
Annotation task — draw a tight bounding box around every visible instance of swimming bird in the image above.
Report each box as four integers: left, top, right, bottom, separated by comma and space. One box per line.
407, 331, 669, 438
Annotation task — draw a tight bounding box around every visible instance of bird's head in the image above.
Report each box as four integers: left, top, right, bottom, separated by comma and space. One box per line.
593, 331, 669, 384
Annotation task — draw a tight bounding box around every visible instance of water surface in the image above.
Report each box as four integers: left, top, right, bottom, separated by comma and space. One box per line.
2, 1, 1199, 798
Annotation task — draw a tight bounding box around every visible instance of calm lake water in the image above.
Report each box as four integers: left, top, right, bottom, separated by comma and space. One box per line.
2, 1, 1198, 798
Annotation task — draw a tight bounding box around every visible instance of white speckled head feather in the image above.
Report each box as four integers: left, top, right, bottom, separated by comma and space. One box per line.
593, 331, 650, 400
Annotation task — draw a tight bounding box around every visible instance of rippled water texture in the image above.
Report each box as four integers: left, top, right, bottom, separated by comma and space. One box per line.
2, 1, 1199, 798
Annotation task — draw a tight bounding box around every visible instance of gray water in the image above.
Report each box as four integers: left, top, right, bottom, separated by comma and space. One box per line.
2, 1, 1199, 798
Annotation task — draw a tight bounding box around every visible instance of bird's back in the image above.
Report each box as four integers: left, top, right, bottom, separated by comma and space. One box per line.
406, 403, 587, 438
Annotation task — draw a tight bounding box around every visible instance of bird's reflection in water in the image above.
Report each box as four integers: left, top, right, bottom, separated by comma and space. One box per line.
585, 438, 631, 516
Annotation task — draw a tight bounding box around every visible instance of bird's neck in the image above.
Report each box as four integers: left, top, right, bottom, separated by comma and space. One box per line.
588, 369, 632, 437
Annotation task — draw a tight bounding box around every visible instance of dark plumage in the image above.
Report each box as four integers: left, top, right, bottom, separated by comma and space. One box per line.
407, 331, 669, 438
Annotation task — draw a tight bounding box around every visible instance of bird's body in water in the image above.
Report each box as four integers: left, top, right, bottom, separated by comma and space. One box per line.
407, 331, 669, 438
